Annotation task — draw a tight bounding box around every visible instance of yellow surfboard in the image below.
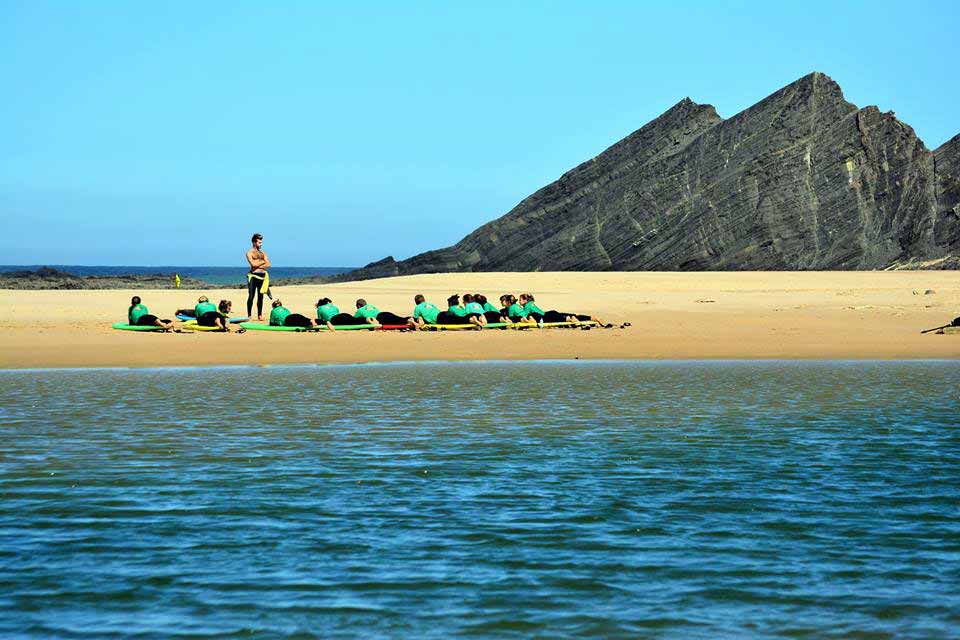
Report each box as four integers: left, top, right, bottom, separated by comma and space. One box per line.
182, 322, 223, 332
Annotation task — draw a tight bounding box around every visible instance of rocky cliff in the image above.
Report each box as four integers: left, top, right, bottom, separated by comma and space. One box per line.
934, 134, 960, 252
341, 73, 959, 279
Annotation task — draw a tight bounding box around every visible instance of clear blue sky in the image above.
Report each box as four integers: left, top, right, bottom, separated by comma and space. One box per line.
2, 0, 957, 266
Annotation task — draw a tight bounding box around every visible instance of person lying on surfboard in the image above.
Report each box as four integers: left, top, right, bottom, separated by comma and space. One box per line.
354, 299, 414, 328
127, 296, 174, 330
446, 294, 486, 327
410, 294, 479, 328
411, 294, 440, 330
502, 294, 530, 324
194, 298, 233, 331
475, 294, 510, 324
461, 294, 488, 325
192, 296, 230, 331
316, 298, 361, 330
518, 293, 611, 327
269, 299, 317, 329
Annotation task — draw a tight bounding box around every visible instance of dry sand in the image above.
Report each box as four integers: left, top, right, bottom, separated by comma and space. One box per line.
1, 272, 958, 369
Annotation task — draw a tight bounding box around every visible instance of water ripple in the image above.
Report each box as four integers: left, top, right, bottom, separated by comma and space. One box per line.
1, 361, 958, 638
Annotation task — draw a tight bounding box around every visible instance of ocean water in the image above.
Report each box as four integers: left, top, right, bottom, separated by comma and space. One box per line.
0, 265, 354, 285
1, 361, 958, 638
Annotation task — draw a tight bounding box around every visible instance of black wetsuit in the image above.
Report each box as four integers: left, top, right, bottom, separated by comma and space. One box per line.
197, 311, 221, 327
543, 311, 591, 323
247, 273, 266, 318
283, 313, 313, 328
376, 311, 408, 325
328, 313, 360, 326
435, 311, 472, 324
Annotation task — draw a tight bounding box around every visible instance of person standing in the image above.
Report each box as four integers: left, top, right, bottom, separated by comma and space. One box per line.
246, 233, 271, 321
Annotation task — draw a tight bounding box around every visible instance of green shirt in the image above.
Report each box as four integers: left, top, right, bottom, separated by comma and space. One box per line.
128, 304, 148, 324
413, 301, 440, 324
507, 302, 526, 318
447, 305, 469, 317
195, 301, 217, 317
317, 303, 339, 322
483, 302, 499, 313
354, 304, 380, 319
465, 302, 484, 315
523, 301, 545, 315
269, 306, 291, 326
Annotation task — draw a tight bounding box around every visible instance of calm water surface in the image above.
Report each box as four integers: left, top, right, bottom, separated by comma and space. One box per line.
1, 361, 958, 638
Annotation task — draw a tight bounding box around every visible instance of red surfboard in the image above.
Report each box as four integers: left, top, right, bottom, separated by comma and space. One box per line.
378, 324, 411, 331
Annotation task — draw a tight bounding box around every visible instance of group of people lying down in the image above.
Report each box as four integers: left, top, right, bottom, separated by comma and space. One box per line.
125, 292, 610, 332
126, 295, 234, 331
272, 292, 610, 330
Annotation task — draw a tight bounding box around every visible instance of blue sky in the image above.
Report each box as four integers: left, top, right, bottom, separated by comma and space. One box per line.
2, 0, 957, 266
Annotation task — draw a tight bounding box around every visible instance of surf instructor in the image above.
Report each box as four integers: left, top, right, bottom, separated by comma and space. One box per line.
246, 233, 272, 321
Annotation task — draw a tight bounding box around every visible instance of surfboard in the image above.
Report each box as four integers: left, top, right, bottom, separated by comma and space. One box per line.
378, 324, 411, 330
422, 323, 481, 330
182, 322, 223, 331
509, 320, 597, 329
238, 322, 315, 332
111, 322, 164, 332
316, 324, 379, 331
177, 314, 248, 324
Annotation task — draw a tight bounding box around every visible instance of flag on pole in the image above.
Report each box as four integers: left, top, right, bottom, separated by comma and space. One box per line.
175, 273, 181, 289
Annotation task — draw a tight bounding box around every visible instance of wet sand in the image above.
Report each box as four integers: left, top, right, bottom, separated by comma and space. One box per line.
1, 272, 958, 369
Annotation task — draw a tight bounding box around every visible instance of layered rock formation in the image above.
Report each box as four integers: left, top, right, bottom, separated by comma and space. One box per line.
341, 73, 959, 279
934, 134, 960, 252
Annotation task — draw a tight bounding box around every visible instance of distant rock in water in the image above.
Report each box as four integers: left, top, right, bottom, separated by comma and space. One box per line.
0, 268, 215, 290
337, 72, 959, 280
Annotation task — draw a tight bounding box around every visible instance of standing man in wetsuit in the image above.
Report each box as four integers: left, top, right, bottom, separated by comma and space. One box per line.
246, 233, 271, 321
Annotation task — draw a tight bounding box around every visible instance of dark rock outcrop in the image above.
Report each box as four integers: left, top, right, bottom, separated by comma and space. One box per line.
338, 72, 959, 280
0, 268, 215, 290
934, 134, 960, 251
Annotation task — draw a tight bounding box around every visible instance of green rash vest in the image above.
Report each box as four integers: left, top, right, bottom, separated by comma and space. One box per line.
317, 303, 339, 322
464, 302, 484, 315
129, 304, 149, 324
413, 301, 440, 324
195, 301, 217, 317
269, 306, 291, 326
483, 302, 499, 313
523, 301, 545, 316
354, 304, 380, 319
447, 305, 469, 318
507, 302, 526, 318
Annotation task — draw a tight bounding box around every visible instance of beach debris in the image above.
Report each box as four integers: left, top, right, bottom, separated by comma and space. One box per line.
912, 289, 937, 295
695, 299, 716, 303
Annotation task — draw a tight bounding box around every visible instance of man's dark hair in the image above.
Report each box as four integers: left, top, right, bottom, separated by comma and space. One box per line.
356, 299, 366, 308
251, 233, 263, 244
447, 294, 460, 306
414, 294, 425, 304
317, 297, 332, 307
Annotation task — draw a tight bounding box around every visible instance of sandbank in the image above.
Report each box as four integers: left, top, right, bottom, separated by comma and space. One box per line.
1, 271, 958, 369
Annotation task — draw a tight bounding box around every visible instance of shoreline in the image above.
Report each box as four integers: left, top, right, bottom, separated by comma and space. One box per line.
2, 357, 958, 374
1, 271, 958, 369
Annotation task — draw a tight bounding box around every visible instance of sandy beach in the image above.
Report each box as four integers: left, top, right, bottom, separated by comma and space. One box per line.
1, 271, 958, 369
